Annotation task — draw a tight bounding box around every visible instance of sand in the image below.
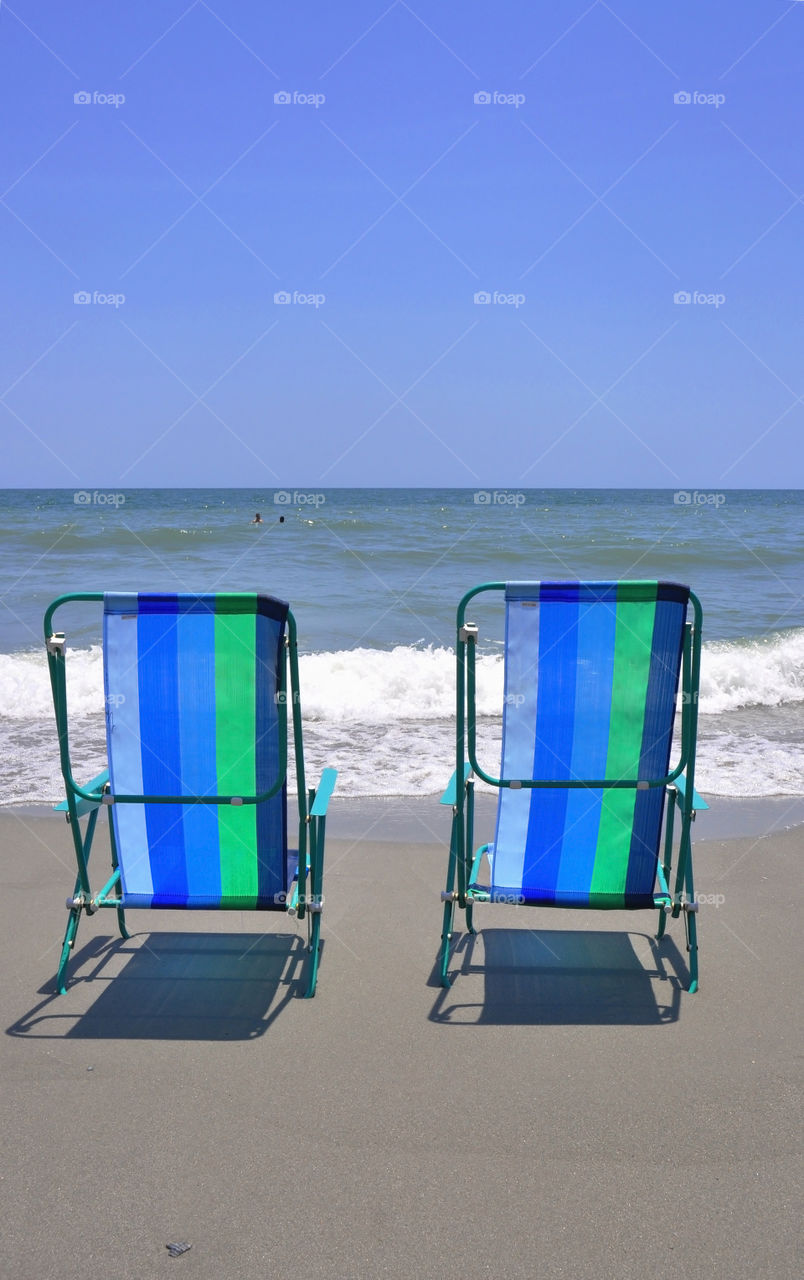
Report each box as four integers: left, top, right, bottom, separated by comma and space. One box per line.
1, 806, 801, 1279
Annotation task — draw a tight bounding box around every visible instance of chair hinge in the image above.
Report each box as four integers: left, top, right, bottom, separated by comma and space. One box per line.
47, 632, 66, 656
440, 890, 458, 902
459, 623, 478, 643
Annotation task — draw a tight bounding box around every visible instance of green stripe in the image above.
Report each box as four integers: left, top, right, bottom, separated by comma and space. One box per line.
589, 584, 657, 906
215, 604, 258, 904
211, 594, 260, 614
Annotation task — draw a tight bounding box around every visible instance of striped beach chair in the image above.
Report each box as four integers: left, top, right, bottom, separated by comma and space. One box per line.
439, 581, 707, 992
45, 592, 336, 997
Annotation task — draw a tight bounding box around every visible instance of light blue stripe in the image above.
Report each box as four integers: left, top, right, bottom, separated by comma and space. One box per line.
176, 611, 221, 900
520, 587, 579, 897
103, 601, 152, 901
555, 591, 617, 897
492, 592, 540, 891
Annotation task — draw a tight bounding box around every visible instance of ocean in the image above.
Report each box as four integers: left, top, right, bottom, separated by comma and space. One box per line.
1, 488, 802, 805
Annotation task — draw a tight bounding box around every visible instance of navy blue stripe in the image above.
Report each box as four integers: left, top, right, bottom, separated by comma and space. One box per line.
624, 595, 686, 905
256, 594, 289, 624
655, 582, 690, 606
255, 612, 288, 901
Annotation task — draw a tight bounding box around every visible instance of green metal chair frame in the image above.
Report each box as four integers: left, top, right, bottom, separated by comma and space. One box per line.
45, 593, 335, 999
439, 583, 707, 993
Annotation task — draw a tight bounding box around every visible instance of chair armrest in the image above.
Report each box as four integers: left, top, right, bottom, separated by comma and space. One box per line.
673, 775, 709, 811
440, 765, 472, 805
310, 768, 337, 817
54, 769, 110, 818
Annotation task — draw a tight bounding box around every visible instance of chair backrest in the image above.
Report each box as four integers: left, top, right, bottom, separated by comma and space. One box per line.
491, 581, 689, 908
102, 592, 290, 909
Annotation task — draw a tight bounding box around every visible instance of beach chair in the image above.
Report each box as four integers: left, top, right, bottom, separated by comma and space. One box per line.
45, 592, 336, 998
439, 581, 707, 992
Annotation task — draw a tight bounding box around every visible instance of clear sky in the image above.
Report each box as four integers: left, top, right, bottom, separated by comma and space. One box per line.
0, 1, 802, 488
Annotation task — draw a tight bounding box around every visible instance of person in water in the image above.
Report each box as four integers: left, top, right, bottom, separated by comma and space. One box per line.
251, 512, 263, 524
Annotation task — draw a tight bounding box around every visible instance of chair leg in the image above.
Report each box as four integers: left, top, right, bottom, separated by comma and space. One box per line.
466, 902, 476, 935
56, 905, 81, 994
305, 911, 321, 998
656, 905, 667, 940
116, 906, 129, 940
686, 907, 699, 993
440, 897, 455, 987
683, 844, 699, 992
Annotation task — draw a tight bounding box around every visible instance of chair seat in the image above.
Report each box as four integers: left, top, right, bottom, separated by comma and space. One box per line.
120, 853, 300, 910
470, 879, 665, 910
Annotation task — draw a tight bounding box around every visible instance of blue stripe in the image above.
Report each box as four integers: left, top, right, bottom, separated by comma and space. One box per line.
520, 585, 579, 899
255, 612, 287, 902
555, 586, 618, 899
491, 590, 540, 893
137, 597, 188, 901
103, 598, 152, 902
176, 609, 220, 901
625, 595, 686, 905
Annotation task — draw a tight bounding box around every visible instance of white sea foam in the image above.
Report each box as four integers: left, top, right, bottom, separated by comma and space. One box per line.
0, 645, 105, 718
698, 629, 804, 714
2, 630, 803, 801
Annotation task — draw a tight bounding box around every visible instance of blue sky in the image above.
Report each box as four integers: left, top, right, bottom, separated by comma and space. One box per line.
0, 1, 802, 487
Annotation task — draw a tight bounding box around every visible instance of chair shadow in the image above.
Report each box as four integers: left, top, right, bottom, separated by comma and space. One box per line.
429, 926, 688, 1025
7, 929, 313, 1041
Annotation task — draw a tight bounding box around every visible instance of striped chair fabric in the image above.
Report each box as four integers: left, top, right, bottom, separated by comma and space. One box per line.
485, 581, 689, 909
102, 592, 292, 910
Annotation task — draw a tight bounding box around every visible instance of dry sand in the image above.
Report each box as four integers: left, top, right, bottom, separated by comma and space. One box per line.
2, 807, 801, 1279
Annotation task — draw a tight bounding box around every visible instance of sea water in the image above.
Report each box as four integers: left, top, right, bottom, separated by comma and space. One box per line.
0, 488, 801, 803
